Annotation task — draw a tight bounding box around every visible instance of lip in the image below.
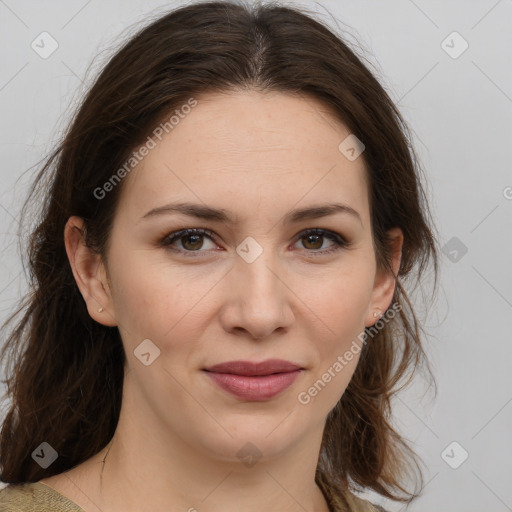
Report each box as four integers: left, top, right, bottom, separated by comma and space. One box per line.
204, 359, 302, 376
203, 359, 304, 401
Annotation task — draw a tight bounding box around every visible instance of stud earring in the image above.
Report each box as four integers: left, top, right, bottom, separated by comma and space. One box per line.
98, 307, 104, 313
373, 310, 380, 318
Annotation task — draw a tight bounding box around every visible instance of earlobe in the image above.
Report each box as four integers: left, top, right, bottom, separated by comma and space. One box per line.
63, 216, 117, 327
365, 227, 403, 327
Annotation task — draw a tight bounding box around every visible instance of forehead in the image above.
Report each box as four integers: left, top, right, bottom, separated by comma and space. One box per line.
117, 90, 370, 225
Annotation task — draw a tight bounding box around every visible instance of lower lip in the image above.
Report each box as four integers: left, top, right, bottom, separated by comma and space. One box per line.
204, 370, 302, 401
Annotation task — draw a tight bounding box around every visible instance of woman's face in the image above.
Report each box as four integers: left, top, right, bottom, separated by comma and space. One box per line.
76, 90, 401, 463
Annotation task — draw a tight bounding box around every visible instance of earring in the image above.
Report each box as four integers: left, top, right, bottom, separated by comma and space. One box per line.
98, 307, 104, 313
373, 310, 380, 318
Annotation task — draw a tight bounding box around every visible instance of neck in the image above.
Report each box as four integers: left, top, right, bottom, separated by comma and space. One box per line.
96, 424, 330, 512
63, 374, 331, 512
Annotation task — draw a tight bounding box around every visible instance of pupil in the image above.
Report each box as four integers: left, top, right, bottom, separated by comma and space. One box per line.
306, 234, 322, 249
184, 234, 202, 250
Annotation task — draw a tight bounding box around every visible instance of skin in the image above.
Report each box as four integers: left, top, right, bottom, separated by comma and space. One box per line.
41, 90, 402, 512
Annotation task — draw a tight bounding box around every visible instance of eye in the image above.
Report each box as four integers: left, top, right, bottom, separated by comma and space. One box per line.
294, 228, 350, 256
160, 227, 350, 257
161, 228, 218, 256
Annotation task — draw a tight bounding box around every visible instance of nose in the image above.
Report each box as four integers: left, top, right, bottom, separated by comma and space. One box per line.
219, 245, 295, 340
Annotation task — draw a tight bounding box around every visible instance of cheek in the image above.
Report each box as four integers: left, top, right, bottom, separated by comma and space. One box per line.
305, 263, 373, 394
107, 250, 220, 350
315, 262, 374, 336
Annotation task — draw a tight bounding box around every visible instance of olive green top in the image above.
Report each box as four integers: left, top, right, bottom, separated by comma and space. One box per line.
0, 480, 387, 512
0, 482, 85, 511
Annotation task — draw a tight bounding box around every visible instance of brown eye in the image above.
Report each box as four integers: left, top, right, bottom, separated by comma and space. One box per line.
301, 233, 324, 250
161, 227, 350, 258
181, 233, 205, 251
162, 228, 218, 256
295, 228, 349, 255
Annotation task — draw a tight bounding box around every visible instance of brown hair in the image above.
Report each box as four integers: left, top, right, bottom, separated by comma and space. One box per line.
0, 0, 439, 508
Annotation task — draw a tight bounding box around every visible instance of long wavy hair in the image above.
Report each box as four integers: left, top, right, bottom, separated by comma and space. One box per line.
0, 0, 439, 508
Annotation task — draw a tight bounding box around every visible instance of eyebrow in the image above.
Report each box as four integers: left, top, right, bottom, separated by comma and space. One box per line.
141, 201, 362, 226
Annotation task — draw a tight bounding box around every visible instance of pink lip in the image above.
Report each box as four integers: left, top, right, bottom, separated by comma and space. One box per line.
203, 359, 303, 401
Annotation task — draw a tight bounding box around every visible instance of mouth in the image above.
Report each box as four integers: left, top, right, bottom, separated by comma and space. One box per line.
203, 359, 303, 376
202, 359, 304, 401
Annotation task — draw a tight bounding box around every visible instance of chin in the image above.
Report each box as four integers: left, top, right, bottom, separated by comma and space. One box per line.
197, 415, 305, 463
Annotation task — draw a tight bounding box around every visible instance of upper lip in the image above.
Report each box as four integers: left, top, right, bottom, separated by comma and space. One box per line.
203, 359, 302, 376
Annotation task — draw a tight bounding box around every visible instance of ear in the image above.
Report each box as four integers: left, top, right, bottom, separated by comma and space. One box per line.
64, 216, 117, 327
364, 227, 403, 327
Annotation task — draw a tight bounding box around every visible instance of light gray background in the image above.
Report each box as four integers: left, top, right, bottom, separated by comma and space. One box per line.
1, 1, 511, 510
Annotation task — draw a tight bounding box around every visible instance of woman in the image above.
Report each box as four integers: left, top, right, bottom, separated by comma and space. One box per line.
0, 1, 439, 511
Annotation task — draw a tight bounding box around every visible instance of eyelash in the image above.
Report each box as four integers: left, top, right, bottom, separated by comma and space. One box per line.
160, 227, 351, 258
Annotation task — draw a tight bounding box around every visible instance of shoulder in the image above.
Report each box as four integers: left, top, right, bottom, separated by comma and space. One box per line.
0, 481, 85, 512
